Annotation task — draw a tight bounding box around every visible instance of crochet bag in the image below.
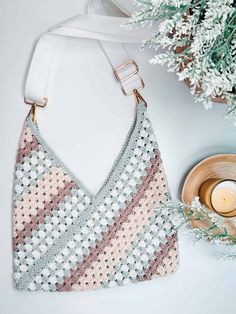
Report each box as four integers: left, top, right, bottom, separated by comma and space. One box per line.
12, 0, 179, 291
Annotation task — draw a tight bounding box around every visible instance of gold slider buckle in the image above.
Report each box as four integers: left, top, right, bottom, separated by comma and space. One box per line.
114, 60, 145, 96
114, 60, 147, 106
24, 97, 48, 122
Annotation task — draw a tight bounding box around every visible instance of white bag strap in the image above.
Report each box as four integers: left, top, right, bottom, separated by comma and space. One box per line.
24, 0, 149, 117
87, 0, 136, 16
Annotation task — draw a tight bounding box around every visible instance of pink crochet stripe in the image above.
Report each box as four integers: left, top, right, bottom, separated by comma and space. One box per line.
12, 181, 76, 250
137, 233, 177, 282
16, 136, 39, 164
56, 151, 161, 291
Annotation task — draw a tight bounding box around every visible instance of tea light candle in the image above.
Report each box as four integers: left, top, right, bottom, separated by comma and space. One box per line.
211, 180, 236, 214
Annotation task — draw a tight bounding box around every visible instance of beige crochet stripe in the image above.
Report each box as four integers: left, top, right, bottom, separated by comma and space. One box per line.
74, 173, 168, 291
13, 181, 76, 250
16, 125, 38, 163
19, 126, 34, 149
56, 152, 168, 291
16, 136, 39, 164
13, 167, 72, 237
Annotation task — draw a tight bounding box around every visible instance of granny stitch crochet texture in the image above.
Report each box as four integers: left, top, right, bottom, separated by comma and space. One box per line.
12, 102, 179, 291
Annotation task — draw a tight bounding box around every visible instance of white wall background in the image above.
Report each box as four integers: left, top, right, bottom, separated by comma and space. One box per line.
0, 1, 235, 313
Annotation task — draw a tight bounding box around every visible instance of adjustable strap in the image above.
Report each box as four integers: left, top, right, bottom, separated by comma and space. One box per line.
24, 0, 150, 119
50, 14, 146, 95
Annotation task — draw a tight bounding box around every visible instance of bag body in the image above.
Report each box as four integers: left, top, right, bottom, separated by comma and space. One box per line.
13, 102, 179, 291
12, 0, 179, 292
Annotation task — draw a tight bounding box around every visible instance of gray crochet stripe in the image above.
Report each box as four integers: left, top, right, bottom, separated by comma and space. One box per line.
101, 198, 175, 287
16, 102, 146, 290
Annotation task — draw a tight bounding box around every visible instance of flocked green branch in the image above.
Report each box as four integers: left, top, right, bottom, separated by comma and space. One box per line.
128, 0, 236, 124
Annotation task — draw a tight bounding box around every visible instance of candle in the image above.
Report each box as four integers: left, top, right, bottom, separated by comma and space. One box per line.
199, 178, 222, 210
199, 179, 236, 217
211, 180, 236, 215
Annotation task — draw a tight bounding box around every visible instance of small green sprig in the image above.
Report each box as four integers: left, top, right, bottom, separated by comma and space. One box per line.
164, 197, 236, 259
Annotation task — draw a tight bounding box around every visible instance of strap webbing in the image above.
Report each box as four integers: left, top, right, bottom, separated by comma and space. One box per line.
24, 0, 150, 105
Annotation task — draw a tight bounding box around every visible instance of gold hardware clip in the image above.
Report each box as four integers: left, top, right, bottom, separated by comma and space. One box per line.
133, 89, 147, 107
24, 97, 48, 122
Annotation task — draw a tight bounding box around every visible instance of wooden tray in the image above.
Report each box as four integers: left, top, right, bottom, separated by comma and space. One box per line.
181, 154, 236, 236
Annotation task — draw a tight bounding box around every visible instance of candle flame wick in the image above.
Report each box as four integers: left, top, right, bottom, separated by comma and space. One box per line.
223, 198, 230, 205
